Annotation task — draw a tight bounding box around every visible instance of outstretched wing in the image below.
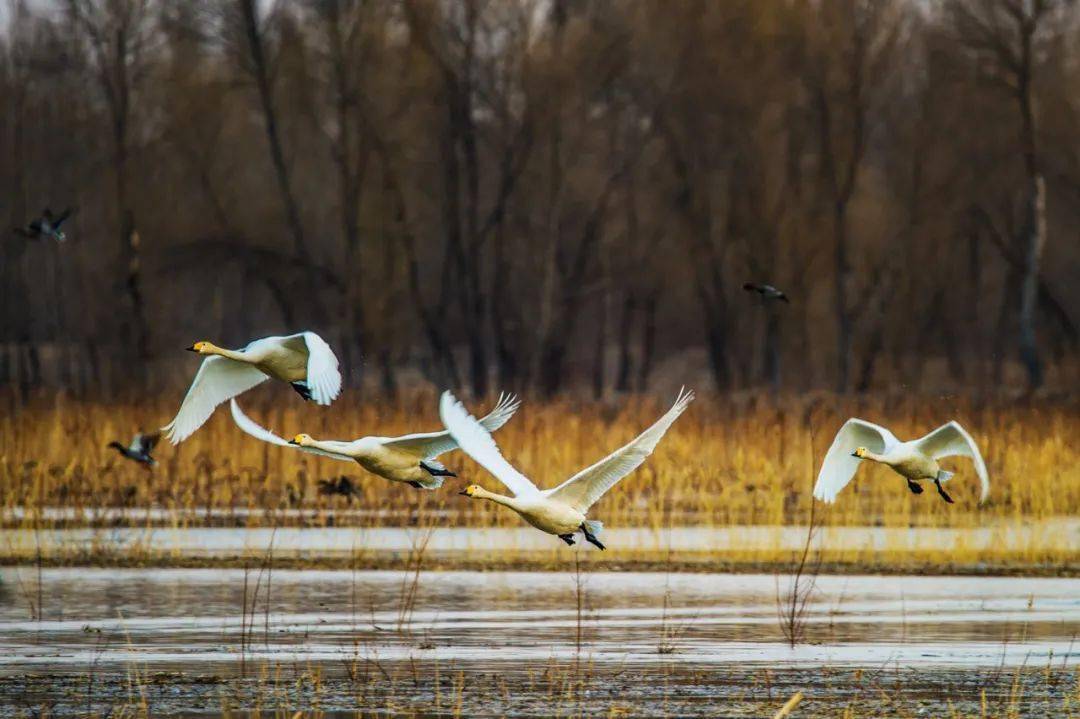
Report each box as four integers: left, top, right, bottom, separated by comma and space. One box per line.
914, 421, 990, 503
133, 431, 160, 454
546, 388, 695, 513
813, 418, 901, 503
162, 357, 269, 444
382, 393, 521, 458
53, 207, 76, 227
229, 400, 354, 462
438, 391, 539, 497
298, 332, 342, 406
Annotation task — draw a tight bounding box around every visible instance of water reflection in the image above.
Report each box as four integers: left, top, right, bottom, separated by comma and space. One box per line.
0, 569, 1075, 671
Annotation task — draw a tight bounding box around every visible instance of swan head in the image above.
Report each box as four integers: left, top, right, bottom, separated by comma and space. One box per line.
188, 341, 214, 354
458, 484, 481, 497
289, 434, 313, 447
851, 447, 868, 458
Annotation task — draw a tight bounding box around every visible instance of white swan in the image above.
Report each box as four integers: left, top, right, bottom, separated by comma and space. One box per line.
229, 393, 521, 490
813, 418, 990, 504
163, 332, 342, 444
441, 388, 694, 549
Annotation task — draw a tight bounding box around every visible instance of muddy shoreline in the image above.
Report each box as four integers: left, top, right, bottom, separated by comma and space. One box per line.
3, 664, 1075, 718
3, 553, 1079, 576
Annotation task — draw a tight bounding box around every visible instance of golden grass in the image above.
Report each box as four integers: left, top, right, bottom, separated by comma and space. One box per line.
1, 388, 1077, 567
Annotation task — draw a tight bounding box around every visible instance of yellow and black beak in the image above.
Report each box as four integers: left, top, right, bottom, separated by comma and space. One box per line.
458, 488, 469, 496
850, 450, 860, 457
185, 344, 198, 352
288, 438, 300, 446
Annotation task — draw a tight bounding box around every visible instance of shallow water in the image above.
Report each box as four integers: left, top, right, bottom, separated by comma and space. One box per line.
2, 568, 1076, 669
1, 568, 1076, 716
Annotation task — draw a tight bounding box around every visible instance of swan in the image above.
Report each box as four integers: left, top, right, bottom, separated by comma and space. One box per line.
163, 332, 342, 444
107, 431, 160, 467
813, 418, 990, 504
441, 388, 694, 549
229, 393, 521, 490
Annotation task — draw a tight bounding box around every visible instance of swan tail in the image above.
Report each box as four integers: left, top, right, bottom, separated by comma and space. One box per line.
936, 469, 955, 484
583, 520, 604, 536
409, 476, 446, 490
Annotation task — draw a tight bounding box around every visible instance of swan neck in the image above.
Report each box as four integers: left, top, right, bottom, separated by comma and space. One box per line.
476, 487, 517, 508
306, 438, 355, 458
207, 344, 250, 363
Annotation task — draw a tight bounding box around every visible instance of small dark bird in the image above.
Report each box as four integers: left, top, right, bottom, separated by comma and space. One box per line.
318, 475, 363, 502
743, 282, 789, 303
107, 431, 160, 467
13, 207, 77, 243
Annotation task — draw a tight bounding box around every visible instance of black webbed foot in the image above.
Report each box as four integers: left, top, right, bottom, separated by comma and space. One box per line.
906, 479, 924, 495
291, 382, 313, 401
419, 461, 457, 478
580, 523, 606, 551
934, 479, 955, 504
559, 534, 576, 546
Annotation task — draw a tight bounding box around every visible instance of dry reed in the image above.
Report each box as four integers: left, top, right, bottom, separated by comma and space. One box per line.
1, 388, 1077, 567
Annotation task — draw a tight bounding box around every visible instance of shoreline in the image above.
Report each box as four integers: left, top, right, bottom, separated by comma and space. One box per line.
3, 553, 1077, 576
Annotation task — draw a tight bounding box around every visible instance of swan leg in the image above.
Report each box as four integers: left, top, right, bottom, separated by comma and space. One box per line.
580, 523, 606, 551
419, 460, 457, 478
934, 479, 955, 504
906, 479, 924, 495
559, 534, 576, 546
291, 382, 313, 401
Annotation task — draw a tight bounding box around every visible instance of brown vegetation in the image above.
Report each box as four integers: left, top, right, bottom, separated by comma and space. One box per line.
2, 391, 1077, 543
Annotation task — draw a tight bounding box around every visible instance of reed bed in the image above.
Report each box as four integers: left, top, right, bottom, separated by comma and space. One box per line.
1, 388, 1077, 567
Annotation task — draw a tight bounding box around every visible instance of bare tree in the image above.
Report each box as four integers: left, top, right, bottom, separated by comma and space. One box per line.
66, 0, 156, 368
803, 0, 900, 393
949, 0, 1071, 390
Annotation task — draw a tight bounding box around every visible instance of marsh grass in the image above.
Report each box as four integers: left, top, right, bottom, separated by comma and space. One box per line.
2, 389, 1078, 567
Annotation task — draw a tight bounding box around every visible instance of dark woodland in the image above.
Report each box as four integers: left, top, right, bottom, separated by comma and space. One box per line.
1, 0, 1078, 399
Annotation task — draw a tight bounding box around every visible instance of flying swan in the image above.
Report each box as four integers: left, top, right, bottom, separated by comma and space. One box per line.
163, 332, 342, 444
229, 393, 521, 490
441, 388, 694, 549
813, 418, 990, 504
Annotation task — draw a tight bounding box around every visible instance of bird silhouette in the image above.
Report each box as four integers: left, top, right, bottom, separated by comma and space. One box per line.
743, 282, 789, 303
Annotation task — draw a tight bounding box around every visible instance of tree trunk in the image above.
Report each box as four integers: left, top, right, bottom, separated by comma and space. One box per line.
1017, 177, 1046, 390
764, 305, 781, 395
638, 292, 657, 391
592, 290, 607, 399
1015, 10, 1045, 391
240, 0, 323, 320
615, 293, 635, 392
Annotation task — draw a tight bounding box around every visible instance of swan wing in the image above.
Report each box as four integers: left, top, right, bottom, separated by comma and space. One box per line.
300, 332, 342, 406
813, 418, 901, 503
547, 388, 695, 513
162, 357, 269, 444
383, 393, 522, 458
229, 400, 355, 463
914, 421, 990, 503
438, 391, 539, 497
